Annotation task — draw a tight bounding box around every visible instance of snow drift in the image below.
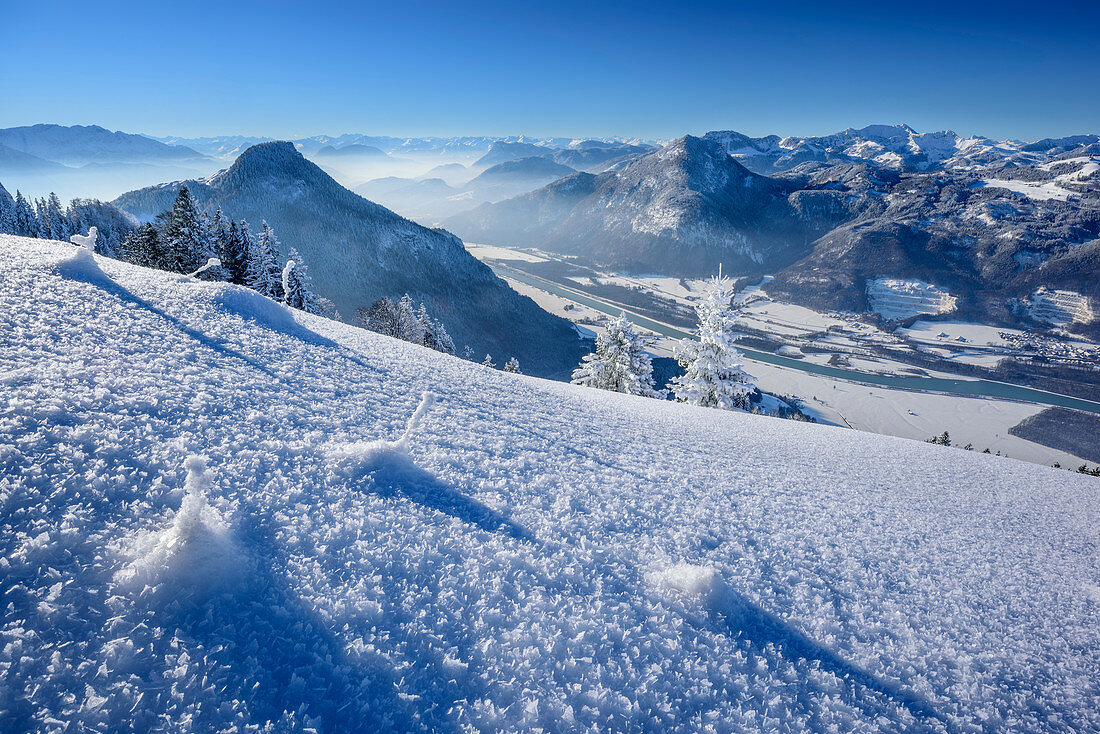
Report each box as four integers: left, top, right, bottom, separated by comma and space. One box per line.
1, 234, 1098, 732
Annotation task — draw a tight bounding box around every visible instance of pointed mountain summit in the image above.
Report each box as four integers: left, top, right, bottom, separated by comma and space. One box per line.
114, 142, 584, 378
447, 135, 827, 275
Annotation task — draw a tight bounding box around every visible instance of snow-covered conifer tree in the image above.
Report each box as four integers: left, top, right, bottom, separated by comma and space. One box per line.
360, 297, 400, 337
668, 275, 754, 409
481, 354, 496, 368
14, 192, 36, 237
246, 221, 284, 298
45, 193, 69, 241
191, 211, 227, 280
0, 187, 15, 234
281, 248, 325, 315
161, 186, 209, 273
219, 220, 250, 285
416, 303, 455, 354
503, 357, 521, 373
120, 223, 162, 268
395, 295, 423, 343
571, 313, 661, 397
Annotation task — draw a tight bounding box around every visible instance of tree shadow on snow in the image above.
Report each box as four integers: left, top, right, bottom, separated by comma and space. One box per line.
362, 449, 535, 544
55, 258, 284, 380
711, 585, 949, 731
55, 256, 381, 382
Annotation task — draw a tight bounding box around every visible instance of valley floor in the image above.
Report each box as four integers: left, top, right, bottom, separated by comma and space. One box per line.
469, 244, 1100, 469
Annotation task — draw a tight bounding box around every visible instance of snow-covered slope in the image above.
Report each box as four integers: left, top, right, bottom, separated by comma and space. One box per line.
3, 235, 1099, 732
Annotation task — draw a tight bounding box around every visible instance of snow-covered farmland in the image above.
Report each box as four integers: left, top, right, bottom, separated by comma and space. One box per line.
2, 235, 1099, 732
977, 178, 1076, 202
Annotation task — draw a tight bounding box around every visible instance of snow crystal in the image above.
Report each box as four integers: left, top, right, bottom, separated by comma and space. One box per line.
115, 455, 241, 598
3, 235, 1099, 732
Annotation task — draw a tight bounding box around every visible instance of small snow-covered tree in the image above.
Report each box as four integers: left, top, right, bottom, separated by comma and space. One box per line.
480, 354, 495, 369
45, 193, 69, 241
416, 303, 454, 354
190, 211, 228, 280
360, 297, 400, 337
246, 220, 284, 298
571, 313, 661, 397
503, 357, 521, 373
281, 248, 325, 315
394, 295, 423, 343
669, 275, 754, 409
360, 296, 452, 351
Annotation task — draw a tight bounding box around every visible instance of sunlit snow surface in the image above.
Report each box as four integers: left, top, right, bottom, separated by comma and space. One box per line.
2, 235, 1099, 732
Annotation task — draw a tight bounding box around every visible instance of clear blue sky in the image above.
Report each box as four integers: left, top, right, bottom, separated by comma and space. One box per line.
2, 0, 1097, 141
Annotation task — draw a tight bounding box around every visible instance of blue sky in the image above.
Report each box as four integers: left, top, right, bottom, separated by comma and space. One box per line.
2, 0, 1097, 141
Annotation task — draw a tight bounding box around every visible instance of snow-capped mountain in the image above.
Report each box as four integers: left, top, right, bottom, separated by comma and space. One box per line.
766, 153, 1100, 333
3, 234, 1098, 731
312, 143, 392, 161
447, 135, 833, 275
112, 142, 584, 377
449, 127, 1100, 335
0, 124, 207, 167
473, 141, 557, 168
704, 124, 1100, 175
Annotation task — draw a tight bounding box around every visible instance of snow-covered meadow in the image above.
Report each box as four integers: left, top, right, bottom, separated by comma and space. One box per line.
2, 235, 1099, 732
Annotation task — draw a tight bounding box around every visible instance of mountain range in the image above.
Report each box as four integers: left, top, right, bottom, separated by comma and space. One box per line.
112, 142, 585, 377
0, 124, 206, 166
448, 125, 1100, 336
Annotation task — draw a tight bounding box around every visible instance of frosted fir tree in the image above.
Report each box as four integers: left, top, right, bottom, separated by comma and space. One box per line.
503, 357, 521, 374
218, 219, 250, 285
190, 211, 228, 280
162, 186, 210, 273
246, 221, 284, 299
669, 274, 754, 409
120, 223, 161, 268
0, 186, 15, 234
480, 354, 496, 369
45, 193, 70, 242
416, 303, 455, 354
14, 191, 36, 237
281, 248, 325, 315
395, 295, 424, 343
571, 313, 662, 397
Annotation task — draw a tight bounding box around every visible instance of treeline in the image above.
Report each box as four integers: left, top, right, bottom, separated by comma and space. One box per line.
0, 185, 135, 254
118, 187, 331, 317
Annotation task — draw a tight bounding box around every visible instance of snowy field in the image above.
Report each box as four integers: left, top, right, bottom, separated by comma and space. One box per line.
641, 336, 1092, 467
977, 178, 1076, 202
463, 243, 548, 263
3, 235, 1100, 732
